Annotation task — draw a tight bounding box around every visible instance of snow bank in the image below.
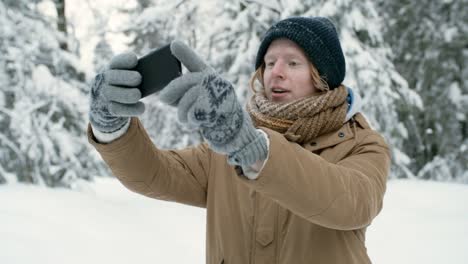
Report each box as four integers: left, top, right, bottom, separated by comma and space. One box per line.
1, 178, 467, 263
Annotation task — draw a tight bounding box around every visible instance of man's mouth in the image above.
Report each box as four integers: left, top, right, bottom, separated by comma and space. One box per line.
272, 87, 289, 94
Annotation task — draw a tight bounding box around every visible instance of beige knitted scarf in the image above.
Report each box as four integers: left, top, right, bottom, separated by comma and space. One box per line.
247, 85, 349, 144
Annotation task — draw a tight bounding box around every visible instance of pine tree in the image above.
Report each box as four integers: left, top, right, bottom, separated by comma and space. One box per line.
87, 2, 115, 73
0, 0, 106, 186
378, 0, 468, 182
199, 1, 278, 104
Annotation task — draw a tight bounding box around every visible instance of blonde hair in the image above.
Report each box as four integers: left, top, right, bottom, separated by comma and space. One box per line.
249, 61, 330, 94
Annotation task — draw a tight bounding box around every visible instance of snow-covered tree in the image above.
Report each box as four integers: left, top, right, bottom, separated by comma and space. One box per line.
378, 0, 468, 182
0, 0, 107, 187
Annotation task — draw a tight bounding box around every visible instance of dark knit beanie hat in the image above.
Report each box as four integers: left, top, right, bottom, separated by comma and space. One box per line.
255, 16, 346, 89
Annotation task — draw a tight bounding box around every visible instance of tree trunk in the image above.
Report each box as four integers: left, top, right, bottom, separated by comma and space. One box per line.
54, 0, 68, 51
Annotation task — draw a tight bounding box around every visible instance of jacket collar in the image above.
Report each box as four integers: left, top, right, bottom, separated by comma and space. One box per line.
303, 113, 370, 152
303, 120, 355, 152
344, 86, 362, 123
303, 86, 365, 152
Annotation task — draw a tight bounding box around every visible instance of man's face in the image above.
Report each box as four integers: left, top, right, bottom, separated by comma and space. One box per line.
263, 38, 319, 103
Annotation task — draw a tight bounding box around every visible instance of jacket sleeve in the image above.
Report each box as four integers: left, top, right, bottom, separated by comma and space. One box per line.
88, 117, 210, 208
236, 127, 391, 230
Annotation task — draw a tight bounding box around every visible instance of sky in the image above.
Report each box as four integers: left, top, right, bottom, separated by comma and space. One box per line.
1, 177, 467, 263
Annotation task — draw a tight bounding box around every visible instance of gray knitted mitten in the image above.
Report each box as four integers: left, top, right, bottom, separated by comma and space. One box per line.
89, 52, 145, 133
159, 40, 267, 167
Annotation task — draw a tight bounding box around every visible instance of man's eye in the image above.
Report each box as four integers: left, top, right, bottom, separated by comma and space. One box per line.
289, 61, 298, 66
266, 62, 275, 67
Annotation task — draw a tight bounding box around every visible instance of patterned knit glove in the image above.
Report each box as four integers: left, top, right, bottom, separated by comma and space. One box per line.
159, 40, 267, 167
89, 52, 145, 133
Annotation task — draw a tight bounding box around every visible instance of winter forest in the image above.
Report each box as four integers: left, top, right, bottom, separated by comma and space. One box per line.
0, 0, 466, 187
1, 0, 468, 263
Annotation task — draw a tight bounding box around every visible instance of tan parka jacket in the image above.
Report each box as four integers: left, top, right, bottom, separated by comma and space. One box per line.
88, 113, 391, 264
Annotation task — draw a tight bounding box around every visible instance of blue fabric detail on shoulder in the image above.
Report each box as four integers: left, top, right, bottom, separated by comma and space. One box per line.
346, 86, 354, 113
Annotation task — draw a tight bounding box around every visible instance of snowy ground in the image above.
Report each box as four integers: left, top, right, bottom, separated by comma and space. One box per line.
1, 178, 467, 264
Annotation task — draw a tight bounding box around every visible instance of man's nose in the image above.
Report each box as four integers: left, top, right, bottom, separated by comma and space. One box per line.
271, 61, 285, 79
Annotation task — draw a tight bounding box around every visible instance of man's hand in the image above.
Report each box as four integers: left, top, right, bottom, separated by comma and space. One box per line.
89, 52, 145, 133
159, 40, 267, 167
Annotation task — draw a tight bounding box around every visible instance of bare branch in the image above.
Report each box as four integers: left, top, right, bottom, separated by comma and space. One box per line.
174, 0, 188, 9
242, 0, 281, 15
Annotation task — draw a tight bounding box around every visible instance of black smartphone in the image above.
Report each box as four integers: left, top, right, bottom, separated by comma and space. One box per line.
133, 44, 182, 98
